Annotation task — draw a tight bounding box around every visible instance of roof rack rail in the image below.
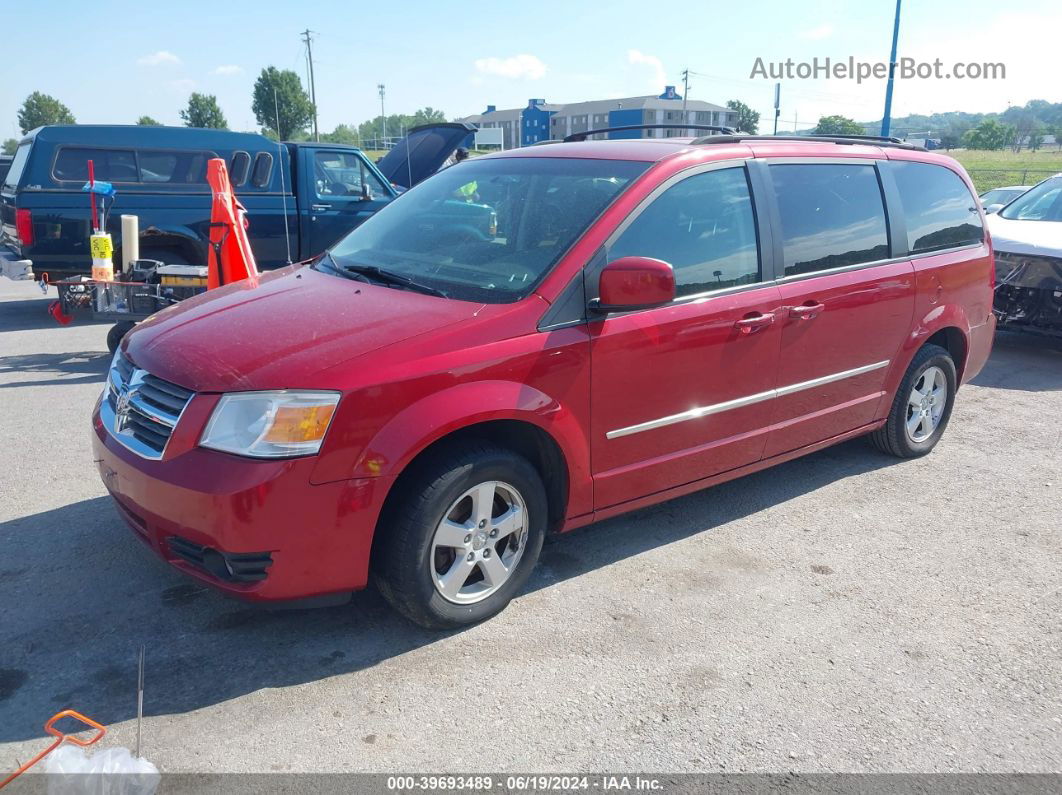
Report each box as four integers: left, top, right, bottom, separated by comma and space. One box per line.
689, 133, 925, 150
564, 124, 736, 142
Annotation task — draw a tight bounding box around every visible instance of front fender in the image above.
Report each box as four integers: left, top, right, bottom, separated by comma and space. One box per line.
351, 380, 592, 519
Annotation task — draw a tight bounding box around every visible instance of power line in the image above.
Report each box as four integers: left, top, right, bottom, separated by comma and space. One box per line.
300, 29, 319, 142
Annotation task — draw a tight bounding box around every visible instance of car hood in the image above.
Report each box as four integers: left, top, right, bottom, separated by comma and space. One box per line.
986, 214, 1062, 258
375, 122, 476, 189
123, 265, 484, 392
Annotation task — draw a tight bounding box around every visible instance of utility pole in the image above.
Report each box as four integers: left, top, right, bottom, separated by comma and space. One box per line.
681, 69, 691, 136
378, 83, 387, 146
880, 0, 902, 137
773, 83, 781, 135
301, 29, 319, 142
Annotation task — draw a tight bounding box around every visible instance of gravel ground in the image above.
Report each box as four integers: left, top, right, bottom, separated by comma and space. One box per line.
0, 276, 1059, 774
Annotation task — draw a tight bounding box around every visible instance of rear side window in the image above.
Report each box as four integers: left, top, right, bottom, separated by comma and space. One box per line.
609, 167, 760, 297
53, 147, 138, 182
138, 150, 209, 184
230, 151, 251, 186
251, 153, 273, 187
770, 163, 889, 276
893, 161, 983, 252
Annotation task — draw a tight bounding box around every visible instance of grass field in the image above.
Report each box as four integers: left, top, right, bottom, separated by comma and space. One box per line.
947, 148, 1062, 192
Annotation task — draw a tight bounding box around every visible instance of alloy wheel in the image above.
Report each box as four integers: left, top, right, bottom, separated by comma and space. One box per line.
429, 481, 529, 605
906, 365, 947, 443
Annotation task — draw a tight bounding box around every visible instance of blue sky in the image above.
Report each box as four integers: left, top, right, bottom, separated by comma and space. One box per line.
2, 0, 1057, 138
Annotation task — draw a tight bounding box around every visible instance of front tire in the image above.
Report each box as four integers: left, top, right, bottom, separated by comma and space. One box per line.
373, 442, 547, 629
870, 343, 957, 458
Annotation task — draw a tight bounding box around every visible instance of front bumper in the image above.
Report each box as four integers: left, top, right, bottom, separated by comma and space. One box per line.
92, 396, 394, 602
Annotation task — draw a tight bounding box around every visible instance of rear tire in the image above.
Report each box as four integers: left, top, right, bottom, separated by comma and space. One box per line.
373, 442, 547, 629
870, 343, 956, 458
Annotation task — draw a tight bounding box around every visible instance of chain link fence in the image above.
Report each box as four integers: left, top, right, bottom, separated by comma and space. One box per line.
965, 168, 1059, 193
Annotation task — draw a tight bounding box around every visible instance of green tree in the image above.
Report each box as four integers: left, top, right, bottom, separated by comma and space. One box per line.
179, 93, 227, 129
962, 118, 1014, 150
939, 133, 960, 150
322, 124, 360, 145
410, 107, 447, 127
813, 115, 864, 136
726, 100, 759, 134
1028, 124, 1045, 151
2, 138, 18, 155
252, 67, 314, 140
17, 91, 75, 133
136, 115, 162, 126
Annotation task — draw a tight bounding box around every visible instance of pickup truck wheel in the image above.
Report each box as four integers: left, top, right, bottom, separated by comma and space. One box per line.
106, 321, 136, 353
374, 442, 547, 629
870, 343, 956, 458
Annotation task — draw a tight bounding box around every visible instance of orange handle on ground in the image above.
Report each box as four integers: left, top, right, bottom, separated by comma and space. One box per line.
0, 710, 106, 789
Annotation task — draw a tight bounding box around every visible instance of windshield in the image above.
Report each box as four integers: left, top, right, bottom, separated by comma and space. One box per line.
981, 188, 1024, 206
325, 157, 649, 303
2, 142, 30, 191
999, 176, 1062, 222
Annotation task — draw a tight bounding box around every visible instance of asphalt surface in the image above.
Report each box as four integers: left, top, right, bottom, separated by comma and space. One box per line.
0, 276, 1060, 774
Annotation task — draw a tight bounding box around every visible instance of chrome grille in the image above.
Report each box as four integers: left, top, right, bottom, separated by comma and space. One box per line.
102, 351, 194, 459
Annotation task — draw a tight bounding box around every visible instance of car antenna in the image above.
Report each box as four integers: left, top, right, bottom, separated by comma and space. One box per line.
274, 88, 293, 264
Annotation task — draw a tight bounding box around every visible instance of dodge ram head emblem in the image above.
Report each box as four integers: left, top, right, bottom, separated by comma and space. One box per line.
114, 371, 145, 434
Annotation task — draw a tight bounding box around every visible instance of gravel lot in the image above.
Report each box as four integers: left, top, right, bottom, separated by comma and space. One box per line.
1, 276, 1059, 775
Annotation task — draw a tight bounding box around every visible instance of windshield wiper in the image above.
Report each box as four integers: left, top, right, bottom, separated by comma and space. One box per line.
341, 263, 448, 298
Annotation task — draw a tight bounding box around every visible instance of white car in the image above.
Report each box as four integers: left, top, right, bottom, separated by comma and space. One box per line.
980, 185, 1032, 214
987, 174, 1062, 336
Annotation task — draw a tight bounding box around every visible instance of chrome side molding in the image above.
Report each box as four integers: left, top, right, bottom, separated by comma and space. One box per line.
606, 360, 890, 439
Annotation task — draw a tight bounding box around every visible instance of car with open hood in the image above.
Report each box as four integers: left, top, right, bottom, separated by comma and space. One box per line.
987, 174, 1062, 337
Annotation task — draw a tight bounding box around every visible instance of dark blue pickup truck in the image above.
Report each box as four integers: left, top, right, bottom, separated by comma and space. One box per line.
0, 123, 473, 279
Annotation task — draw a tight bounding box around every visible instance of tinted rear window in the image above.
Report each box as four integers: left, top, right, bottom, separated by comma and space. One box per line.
54, 147, 138, 182
893, 161, 983, 252
139, 151, 209, 184
770, 163, 889, 276
3, 143, 30, 190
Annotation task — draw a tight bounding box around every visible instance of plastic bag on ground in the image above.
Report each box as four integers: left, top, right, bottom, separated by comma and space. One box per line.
43, 744, 159, 795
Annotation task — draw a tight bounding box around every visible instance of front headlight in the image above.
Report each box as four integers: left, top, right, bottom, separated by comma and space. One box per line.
200, 391, 340, 458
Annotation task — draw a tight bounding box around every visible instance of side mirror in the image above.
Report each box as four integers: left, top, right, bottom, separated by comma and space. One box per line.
591, 256, 676, 313
360, 183, 374, 201
984, 203, 1003, 214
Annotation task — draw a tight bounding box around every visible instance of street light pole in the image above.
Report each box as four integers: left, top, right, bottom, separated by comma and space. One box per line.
301, 29, 319, 142
881, 0, 902, 137
378, 84, 387, 146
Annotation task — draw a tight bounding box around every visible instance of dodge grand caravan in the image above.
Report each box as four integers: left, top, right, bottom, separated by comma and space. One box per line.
93, 131, 995, 628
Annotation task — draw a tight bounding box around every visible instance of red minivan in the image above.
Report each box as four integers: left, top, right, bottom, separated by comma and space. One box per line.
93, 132, 996, 628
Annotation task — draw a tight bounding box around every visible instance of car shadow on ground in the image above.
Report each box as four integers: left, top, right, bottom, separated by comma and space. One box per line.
0, 296, 111, 334
0, 438, 897, 744
971, 331, 1062, 392
0, 351, 110, 389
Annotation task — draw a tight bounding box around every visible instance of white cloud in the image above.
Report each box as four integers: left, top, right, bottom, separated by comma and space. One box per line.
214, 65, 243, 76
168, 78, 196, 93
474, 54, 547, 80
138, 50, 181, 66
798, 24, 835, 40
627, 49, 666, 91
